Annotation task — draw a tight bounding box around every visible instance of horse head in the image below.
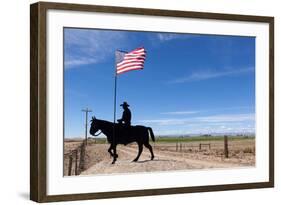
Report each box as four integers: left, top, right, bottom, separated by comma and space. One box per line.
89, 116, 99, 136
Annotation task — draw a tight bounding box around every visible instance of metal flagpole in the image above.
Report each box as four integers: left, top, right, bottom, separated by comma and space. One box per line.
113, 53, 118, 147
113, 73, 117, 125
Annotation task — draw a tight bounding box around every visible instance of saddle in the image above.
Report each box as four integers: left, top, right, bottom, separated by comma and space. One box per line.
115, 124, 132, 144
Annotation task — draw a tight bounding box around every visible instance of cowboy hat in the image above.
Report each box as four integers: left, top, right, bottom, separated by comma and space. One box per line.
120, 101, 130, 107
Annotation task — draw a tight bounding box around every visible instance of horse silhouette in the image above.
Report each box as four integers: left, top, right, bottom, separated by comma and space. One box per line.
90, 117, 155, 164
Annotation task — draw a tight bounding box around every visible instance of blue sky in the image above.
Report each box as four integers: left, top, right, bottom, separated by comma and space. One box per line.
64, 28, 255, 138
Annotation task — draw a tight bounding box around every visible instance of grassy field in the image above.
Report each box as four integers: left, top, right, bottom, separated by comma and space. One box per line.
155, 135, 255, 143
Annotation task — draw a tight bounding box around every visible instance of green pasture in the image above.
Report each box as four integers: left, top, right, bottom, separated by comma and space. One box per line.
154, 135, 255, 143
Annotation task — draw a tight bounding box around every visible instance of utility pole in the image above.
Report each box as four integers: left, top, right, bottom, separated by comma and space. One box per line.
224, 135, 229, 158
81, 108, 92, 145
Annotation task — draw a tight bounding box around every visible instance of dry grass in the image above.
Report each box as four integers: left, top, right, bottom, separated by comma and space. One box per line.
64, 138, 255, 175
243, 147, 255, 154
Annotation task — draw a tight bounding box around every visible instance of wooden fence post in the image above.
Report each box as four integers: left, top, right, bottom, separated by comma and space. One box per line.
224, 135, 229, 158
176, 142, 178, 151
199, 143, 202, 150
74, 150, 78, 175
68, 155, 73, 176
79, 142, 86, 172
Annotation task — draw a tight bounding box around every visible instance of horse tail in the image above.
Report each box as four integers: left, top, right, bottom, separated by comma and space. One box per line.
147, 127, 155, 142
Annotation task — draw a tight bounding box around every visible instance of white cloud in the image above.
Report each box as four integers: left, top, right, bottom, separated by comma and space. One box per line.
161, 111, 198, 115
64, 28, 128, 68
196, 113, 255, 123
153, 125, 255, 136
160, 106, 254, 116
156, 33, 195, 42
157, 33, 180, 41
139, 118, 187, 126
138, 113, 255, 126
64, 57, 98, 67
169, 67, 254, 83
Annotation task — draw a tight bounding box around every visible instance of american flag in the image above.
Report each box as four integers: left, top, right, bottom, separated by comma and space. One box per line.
115, 47, 146, 75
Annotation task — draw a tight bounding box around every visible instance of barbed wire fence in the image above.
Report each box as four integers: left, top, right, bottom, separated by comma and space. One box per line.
153, 136, 255, 158
64, 140, 87, 176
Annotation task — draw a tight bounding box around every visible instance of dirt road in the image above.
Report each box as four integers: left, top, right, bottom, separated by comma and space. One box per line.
81, 143, 253, 175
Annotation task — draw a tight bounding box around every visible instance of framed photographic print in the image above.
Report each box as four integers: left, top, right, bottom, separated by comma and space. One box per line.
30, 1, 274, 202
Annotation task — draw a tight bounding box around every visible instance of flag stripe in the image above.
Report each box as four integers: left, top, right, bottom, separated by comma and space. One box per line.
118, 63, 142, 70
126, 50, 146, 54
124, 56, 146, 60
117, 65, 144, 73
116, 47, 146, 74
130, 47, 145, 53
117, 59, 145, 67
117, 62, 144, 70
117, 66, 144, 73
125, 52, 146, 56
117, 66, 144, 74
117, 58, 145, 65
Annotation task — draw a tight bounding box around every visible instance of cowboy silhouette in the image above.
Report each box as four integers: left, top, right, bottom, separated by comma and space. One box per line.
117, 101, 131, 126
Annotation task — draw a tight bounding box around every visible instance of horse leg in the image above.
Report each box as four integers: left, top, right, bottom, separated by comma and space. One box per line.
144, 143, 154, 160
112, 145, 118, 164
133, 143, 143, 162
108, 144, 114, 158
